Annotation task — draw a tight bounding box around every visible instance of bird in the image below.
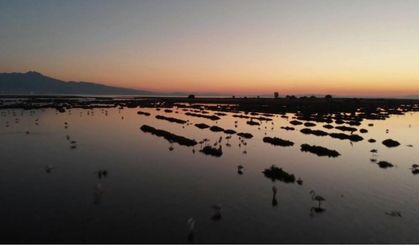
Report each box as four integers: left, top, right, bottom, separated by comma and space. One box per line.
385, 210, 402, 217
310, 190, 326, 208
410, 164, 419, 169
296, 178, 303, 185
45, 165, 54, 173
410, 164, 419, 174
96, 169, 108, 179
211, 204, 222, 221
237, 165, 244, 175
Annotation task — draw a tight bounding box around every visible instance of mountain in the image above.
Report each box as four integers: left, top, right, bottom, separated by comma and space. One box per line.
0, 71, 153, 95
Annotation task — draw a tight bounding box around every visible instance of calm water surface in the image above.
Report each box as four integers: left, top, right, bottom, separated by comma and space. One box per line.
0, 107, 418, 243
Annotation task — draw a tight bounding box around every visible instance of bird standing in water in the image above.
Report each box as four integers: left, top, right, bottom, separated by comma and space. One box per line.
310, 190, 326, 208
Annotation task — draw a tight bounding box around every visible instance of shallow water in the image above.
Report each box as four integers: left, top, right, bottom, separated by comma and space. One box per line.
0, 107, 418, 243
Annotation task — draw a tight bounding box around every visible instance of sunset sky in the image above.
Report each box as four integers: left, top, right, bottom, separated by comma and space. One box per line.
1, 0, 419, 96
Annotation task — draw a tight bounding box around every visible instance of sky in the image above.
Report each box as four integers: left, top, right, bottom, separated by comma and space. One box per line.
1, 0, 419, 96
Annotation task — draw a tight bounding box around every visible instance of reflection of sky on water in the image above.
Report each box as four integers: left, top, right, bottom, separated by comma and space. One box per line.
0, 107, 418, 243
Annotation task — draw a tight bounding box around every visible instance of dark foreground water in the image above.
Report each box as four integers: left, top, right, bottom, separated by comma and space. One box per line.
0, 107, 418, 243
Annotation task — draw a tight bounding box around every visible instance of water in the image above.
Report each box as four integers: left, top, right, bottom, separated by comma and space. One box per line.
0, 107, 418, 243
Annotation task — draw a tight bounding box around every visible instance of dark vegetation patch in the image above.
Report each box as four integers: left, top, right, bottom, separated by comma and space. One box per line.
281, 126, 295, 131
155, 115, 187, 124
377, 161, 394, 168
195, 123, 210, 129
185, 112, 220, 121
329, 133, 364, 142
290, 120, 303, 126
300, 128, 328, 136
335, 126, 357, 132
224, 129, 236, 134
200, 146, 223, 157
382, 139, 400, 148
209, 125, 224, 132
300, 144, 340, 157
262, 165, 296, 183
232, 114, 250, 119
304, 122, 316, 127
323, 124, 334, 129
263, 137, 294, 147
237, 132, 253, 139
140, 125, 197, 146
359, 128, 368, 133
247, 120, 260, 126
137, 111, 151, 116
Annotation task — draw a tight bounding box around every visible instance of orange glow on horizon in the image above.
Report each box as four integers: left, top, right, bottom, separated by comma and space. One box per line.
2, 0, 419, 97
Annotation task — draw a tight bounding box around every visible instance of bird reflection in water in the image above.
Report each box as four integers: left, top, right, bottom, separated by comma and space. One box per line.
93, 183, 104, 205
310, 206, 326, 217
187, 218, 195, 242
272, 186, 278, 207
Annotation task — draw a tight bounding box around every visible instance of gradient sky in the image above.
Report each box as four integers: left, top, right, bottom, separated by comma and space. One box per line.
1, 0, 419, 96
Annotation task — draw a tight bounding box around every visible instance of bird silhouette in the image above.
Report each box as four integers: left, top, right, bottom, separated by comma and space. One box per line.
237, 165, 244, 175
45, 165, 54, 174
211, 204, 222, 221
310, 190, 325, 208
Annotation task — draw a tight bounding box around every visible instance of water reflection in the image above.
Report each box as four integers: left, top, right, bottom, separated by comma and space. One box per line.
272, 186, 278, 207
0, 103, 419, 243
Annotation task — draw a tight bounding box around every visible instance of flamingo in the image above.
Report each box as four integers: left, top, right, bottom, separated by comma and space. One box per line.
310, 190, 325, 208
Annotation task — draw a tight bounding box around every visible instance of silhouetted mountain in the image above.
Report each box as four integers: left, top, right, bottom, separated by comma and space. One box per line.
0, 71, 153, 95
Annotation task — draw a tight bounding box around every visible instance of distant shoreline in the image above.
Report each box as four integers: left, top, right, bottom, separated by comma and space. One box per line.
0, 94, 418, 101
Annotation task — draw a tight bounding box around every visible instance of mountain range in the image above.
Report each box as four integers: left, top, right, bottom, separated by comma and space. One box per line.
0, 71, 156, 95
2, 71, 417, 99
